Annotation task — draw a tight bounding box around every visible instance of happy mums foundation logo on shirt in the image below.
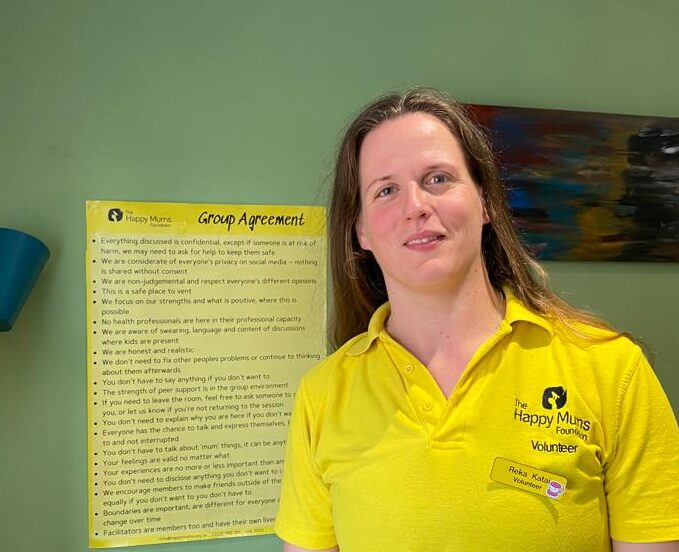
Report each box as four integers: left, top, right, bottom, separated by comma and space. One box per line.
542, 386, 567, 409
513, 386, 593, 453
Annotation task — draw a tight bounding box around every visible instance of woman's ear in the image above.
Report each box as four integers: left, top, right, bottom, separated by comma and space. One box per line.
482, 203, 490, 225
355, 215, 371, 251
480, 190, 490, 224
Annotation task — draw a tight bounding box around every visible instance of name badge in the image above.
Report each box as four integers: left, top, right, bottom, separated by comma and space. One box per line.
490, 457, 567, 499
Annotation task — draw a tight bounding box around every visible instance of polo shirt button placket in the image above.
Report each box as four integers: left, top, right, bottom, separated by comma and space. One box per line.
404, 364, 414, 374
421, 402, 433, 413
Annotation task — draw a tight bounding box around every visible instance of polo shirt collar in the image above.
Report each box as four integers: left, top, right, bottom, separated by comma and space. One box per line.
346, 302, 390, 356
345, 286, 553, 357
503, 287, 554, 336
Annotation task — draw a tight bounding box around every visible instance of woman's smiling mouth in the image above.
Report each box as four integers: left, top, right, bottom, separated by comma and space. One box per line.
404, 233, 444, 247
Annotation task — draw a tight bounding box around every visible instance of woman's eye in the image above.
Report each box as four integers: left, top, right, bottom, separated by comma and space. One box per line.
428, 173, 449, 185
376, 186, 394, 198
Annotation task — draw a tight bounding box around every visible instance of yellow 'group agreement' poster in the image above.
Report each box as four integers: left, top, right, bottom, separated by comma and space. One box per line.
86, 201, 326, 548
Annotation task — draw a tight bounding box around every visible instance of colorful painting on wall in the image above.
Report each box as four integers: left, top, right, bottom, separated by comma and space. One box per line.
468, 104, 679, 262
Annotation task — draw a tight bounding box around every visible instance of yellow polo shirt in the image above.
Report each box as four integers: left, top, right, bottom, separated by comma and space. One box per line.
275, 292, 679, 551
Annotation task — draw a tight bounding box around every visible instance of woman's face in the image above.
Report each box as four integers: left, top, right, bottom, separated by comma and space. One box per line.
356, 112, 489, 296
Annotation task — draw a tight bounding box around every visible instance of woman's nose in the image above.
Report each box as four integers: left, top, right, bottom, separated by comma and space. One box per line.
404, 183, 431, 220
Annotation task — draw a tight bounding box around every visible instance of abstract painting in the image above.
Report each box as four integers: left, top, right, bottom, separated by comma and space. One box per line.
468, 104, 679, 261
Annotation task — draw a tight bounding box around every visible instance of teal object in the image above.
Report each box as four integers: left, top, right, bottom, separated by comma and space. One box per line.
0, 228, 50, 331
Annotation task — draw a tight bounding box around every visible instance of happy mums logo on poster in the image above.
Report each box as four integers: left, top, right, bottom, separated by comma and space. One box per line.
107, 207, 172, 227
102, 204, 310, 233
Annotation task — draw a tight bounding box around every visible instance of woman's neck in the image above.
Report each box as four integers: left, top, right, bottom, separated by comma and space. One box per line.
385, 276, 504, 368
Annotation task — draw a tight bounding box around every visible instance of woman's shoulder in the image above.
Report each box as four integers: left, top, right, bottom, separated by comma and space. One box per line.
551, 318, 644, 358
506, 286, 643, 356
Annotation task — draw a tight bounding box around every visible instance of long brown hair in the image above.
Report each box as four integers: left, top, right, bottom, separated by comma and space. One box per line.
329, 88, 626, 349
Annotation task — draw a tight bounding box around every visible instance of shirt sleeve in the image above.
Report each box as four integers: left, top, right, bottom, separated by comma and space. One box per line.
275, 378, 338, 550
604, 350, 679, 542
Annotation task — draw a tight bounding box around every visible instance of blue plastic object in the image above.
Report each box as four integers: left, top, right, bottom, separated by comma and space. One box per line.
0, 228, 50, 331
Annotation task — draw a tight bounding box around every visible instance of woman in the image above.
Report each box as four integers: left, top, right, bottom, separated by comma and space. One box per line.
275, 89, 679, 551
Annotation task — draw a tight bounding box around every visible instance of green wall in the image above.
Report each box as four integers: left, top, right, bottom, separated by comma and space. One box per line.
1, 2, 677, 551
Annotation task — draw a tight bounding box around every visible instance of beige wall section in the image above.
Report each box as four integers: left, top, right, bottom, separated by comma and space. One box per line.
1, 1, 677, 551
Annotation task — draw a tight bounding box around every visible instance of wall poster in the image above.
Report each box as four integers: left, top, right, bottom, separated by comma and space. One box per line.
86, 200, 326, 548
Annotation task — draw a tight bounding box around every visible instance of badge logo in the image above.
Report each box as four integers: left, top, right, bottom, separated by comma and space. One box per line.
542, 386, 567, 410
108, 208, 123, 222
546, 480, 566, 499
